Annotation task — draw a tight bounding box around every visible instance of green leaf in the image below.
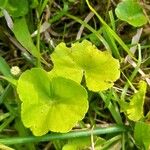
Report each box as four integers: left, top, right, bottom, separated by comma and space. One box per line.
0, 144, 15, 150
89, 34, 101, 47
17, 68, 88, 136
0, 56, 11, 78
115, 0, 147, 27
6, 0, 28, 17
126, 81, 147, 121
134, 122, 150, 150
50, 40, 120, 92
12, 17, 40, 58
0, 0, 8, 8
29, 0, 39, 8
62, 137, 105, 150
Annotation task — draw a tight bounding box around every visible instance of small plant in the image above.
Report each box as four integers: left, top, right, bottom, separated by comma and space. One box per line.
17, 68, 88, 136
16, 40, 120, 136
0, 0, 150, 149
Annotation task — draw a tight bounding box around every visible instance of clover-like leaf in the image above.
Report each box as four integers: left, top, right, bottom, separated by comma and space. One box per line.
126, 81, 147, 121
50, 40, 120, 92
115, 0, 147, 27
134, 122, 150, 150
17, 68, 88, 136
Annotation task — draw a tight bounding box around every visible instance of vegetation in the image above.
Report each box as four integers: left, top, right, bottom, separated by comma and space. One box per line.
0, 0, 150, 149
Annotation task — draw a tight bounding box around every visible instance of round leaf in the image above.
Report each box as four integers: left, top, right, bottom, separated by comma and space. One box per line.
50, 40, 120, 92
17, 68, 88, 136
115, 0, 147, 27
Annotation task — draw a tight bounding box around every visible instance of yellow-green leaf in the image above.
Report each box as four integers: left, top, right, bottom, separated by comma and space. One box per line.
17, 68, 88, 136
134, 121, 150, 150
50, 40, 120, 92
127, 81, 147, 121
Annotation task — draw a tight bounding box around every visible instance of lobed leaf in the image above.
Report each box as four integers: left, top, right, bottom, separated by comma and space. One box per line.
126, 81, 147, 121
115, 0, 147, 27
50, 40, 120, 92
17, 68, 88, 136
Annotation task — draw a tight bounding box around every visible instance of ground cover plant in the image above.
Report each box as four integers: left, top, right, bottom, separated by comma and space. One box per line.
0, 0, 150, 149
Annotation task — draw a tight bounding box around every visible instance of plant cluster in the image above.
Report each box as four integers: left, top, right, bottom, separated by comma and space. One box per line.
0, 0, 150, 149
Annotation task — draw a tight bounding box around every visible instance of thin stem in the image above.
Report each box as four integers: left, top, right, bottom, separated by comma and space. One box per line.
66, 14, 110, 50
38, 0, 50, 16
36, 19, 42, 67
122, 133, 126, 150
99, 92, 123, 125
0, 84, 12, 104
102, 135, 121, 149
0, 125, 129, 145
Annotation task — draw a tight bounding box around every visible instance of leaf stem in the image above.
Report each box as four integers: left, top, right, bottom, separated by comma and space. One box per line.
66, 14, 110, 50
0, 125, 129, 145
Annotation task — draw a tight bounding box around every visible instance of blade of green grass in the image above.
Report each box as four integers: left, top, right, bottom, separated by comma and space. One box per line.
0, 125, 129, 145
12, 17, 41, 65
109, 10, 116, 31
66, 14, 110, 50
102, 135, 121, 149
0, 113, 10, 122
121, 44, 142, 101
0, 116, 15, 132
49, 2, 68, 24
38, 0, 52, 17
86, 0, 136, 61
99, 92, 123, 125
102, 27, 121, 59
0, 84, 12, 104
0, 56, 11, 78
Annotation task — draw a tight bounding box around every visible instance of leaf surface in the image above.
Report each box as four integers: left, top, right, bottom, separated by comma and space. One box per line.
115, 0, 147, 27
17, 68, 88, 136
127, 81, 147, 121
12, 17, 40, 58
134, 122, 150, 150
50, 40, 120, 92
6, 0, 29, 17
